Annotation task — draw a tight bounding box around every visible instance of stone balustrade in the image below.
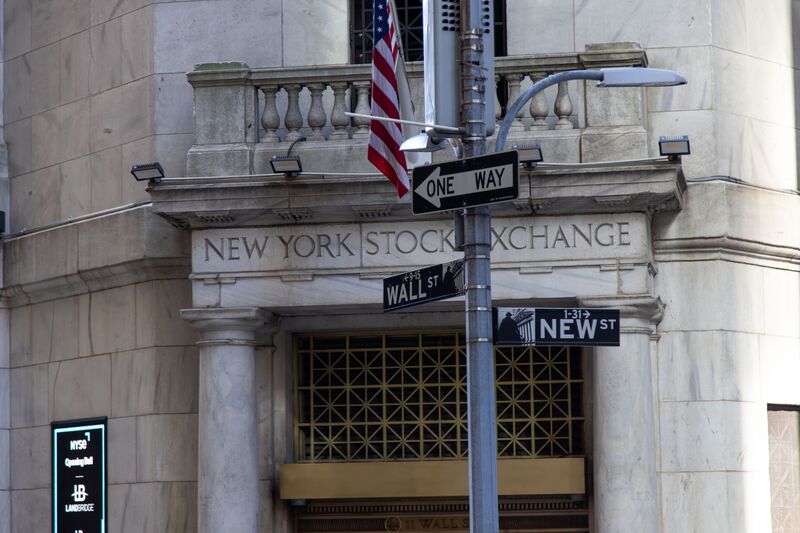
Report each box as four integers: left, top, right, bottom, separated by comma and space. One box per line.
186, 42, 651, 177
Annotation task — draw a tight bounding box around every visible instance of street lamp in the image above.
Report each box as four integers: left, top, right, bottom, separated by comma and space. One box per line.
462, 65, 685, 533
495, 67, 687, 152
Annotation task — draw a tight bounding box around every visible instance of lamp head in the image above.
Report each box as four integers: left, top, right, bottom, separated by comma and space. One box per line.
400, 131, 446, 153
598, 67, 687, 87
130, 162, 165, 183
270, 155, 303, 176
513, 143, 543, 167
658, 135, 691, 160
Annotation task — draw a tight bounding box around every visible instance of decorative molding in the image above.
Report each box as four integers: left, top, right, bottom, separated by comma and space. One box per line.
281, 272, 314, 282
594, 194, 634, 206
161, 214, 192, 229
512, 199, 533, 211
295, 496, 588, 533
181, 307, 270, 343
299, 496, 587, 515
273, 208, 313, 222
352, 204, 392, 218
579, 41, 648, 68
197, 211, 236, 224
654, 236, 800, 271
2, 257, 191, 307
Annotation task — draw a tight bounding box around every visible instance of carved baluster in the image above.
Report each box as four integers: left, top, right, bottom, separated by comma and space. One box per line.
260, 84, 280, 142
329, 82, 350, 139
283, 84, 303, 141
529, 74, 549, 130
554, 81, 574, 130
352, 81, 372, 137
307, 83, 326, 140
505, 73, 525, 131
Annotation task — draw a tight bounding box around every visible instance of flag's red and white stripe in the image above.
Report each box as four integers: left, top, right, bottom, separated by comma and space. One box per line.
368, 0, 410, 197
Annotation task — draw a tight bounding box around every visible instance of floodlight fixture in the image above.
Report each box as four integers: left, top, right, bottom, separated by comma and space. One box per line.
270, 155, 303, 175
659, 135, 691, 160
512, 143, 543, 167
270, 136, 306, 176
130, 162, 164, 183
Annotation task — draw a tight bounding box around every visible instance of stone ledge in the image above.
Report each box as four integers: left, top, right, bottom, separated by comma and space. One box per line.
653, 180, 800, 253
150, 161, 686, 229
3, 257, 190, 307
525, 161, 685, 214
3, 207, 190, 306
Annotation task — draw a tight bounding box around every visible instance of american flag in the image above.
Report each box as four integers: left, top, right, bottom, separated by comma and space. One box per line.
368, 0, 410, 197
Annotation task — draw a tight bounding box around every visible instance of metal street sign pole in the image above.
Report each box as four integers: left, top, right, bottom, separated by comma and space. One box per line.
461, 2, 499, 532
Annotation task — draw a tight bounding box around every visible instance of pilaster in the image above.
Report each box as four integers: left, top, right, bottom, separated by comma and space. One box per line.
181, 306, 269, 533
579, 296, 663, 533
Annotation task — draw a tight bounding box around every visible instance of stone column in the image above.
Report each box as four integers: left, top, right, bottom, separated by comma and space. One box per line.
182, 307, 268, 533
581, 296, 663, 533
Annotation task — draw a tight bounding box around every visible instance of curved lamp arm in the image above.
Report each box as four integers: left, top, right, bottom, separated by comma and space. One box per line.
495, 70, 603, 152
495, 67, 686, 153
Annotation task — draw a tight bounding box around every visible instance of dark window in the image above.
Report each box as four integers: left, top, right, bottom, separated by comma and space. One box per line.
295, 332, 584, 462
351, 0, 506, 64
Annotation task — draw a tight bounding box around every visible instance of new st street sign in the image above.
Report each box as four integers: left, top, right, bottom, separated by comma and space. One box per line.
383, 260, 465, 312
493, 307, 620, 346
412, 151, 519, 215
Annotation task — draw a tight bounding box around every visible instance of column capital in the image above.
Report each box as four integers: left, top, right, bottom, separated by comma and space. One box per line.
578, 295, 664, 333
182, 307, 271, 346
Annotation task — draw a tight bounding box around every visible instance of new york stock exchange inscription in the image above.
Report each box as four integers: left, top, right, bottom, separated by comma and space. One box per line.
192, 214, 648, 274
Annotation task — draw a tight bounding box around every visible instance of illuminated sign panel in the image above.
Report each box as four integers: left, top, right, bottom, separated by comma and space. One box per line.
52, 418, 107, 533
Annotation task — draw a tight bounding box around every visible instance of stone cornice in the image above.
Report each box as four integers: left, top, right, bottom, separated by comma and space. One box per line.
654, 236, 800, 271
148, 162, 686, 228
579, 42, 649, 68
2, 206, 190, 307
2, 257, 190, 307
652, 180, 800, 269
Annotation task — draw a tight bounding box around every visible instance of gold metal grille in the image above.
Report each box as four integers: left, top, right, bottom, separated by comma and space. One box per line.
295, 332, 583, 462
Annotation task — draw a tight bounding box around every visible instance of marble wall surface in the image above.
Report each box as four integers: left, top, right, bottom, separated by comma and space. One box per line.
3, 0, 286, 233
653, 181, 800, 533
3, 1, 800, 533
511, 0, 800, 190
2, 205, 196, 533
7, 279, 199, 532
6, 0, 800, 233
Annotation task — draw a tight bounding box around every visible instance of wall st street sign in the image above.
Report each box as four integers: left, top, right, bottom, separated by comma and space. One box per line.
494, 307, 620, 346
411, 151, 519, 215
383, 260, 465, 311
52, 418, 107, 533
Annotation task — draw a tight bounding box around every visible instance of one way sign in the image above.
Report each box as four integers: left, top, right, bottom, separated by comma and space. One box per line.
411, 151, 519, 215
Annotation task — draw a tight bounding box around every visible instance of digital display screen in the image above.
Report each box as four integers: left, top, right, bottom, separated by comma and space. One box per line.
52, 418, 107, 533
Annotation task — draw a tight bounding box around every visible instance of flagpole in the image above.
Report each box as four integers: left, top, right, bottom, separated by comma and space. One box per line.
344, 112, 463, 133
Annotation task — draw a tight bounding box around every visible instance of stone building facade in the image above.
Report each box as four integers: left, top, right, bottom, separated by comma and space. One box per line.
1, 1, 799, 532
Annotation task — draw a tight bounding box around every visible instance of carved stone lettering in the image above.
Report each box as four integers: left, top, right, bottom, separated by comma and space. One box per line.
191, 215, 648, 274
